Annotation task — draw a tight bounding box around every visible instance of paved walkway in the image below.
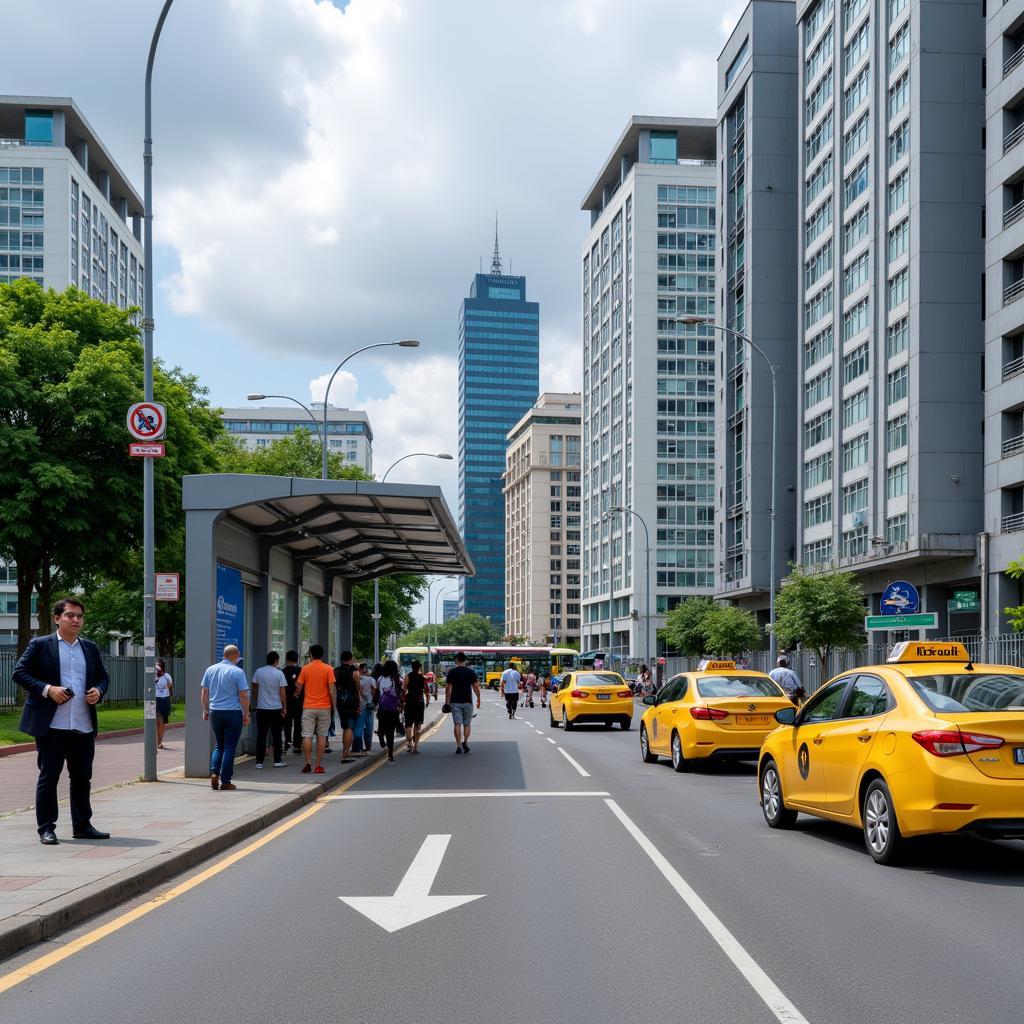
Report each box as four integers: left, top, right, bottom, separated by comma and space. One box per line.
0, 709, 444, 959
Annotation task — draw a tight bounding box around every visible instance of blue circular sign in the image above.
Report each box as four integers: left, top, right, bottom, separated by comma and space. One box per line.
880, 580, 920, 615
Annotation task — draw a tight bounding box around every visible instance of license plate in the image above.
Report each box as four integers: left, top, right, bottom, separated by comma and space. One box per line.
596, 693, 611, 700
737, 714, 773, 726
1014, 747, 1024, 766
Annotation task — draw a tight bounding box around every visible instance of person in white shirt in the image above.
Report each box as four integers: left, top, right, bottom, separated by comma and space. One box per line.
251, 651, 288, 767
500, 662, 522, 719
155, 659, 174, 749
769, 656, 804, 704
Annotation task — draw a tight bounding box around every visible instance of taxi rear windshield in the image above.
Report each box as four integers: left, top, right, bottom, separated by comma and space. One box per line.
696, 676, 783, 699
573, 673, 623, 688
907, 674, 1024, 714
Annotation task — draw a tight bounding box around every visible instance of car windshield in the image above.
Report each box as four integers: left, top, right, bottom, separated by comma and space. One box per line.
907, 673, 1024, 714
573, 673, 623, 688
696, 675, 783, 698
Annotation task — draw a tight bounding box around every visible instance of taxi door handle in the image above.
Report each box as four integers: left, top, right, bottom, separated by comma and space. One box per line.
812, 736, 824, 745
857, 733, 872, 743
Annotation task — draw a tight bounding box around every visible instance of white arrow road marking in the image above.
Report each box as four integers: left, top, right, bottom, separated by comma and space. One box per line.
339, 834, 484, 933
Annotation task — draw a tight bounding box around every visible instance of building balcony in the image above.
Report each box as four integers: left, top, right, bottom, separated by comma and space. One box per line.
1003, 433, 1024, 458
1004, 198, 1024, 230
1003, 511, 1024, 534
1004, 277, 1024, 306
1005, 45, 1024, 78
1005, 122, 1024, 155
1004, 354, 1024, 382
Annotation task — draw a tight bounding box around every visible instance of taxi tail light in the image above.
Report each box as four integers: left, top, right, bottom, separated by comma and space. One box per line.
912, 729, 1004, 758
570, 690, 589, 699
616, 689, 633, 698
690, 707, 728, 720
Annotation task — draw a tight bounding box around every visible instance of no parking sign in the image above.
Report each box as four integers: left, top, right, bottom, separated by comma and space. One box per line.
127, 402, 167, 441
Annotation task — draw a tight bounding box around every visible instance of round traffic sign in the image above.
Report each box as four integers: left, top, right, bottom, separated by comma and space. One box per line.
127, 402, 166, 441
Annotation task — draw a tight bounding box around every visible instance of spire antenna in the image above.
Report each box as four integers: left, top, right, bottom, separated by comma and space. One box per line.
490, 213, 502, 275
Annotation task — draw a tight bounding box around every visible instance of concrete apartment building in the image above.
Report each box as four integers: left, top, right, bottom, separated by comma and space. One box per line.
1, 96, 146, 645
984, 0, 1024, 633
220, 406, 373, 475
580, 118, 717, 658
715, 1, 800, 627
504, 393, 583, 645
793, 0, 986, 634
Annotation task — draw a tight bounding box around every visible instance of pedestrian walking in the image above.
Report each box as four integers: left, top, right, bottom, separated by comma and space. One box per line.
537, 670, 548, 708
769, 655, 805, 704
282, 650, 303, 754
370, 662, 386, 748
637, 664, 653, 696
155, 658, 174, 749
252, 650, 288, 768
12, 597, 111, 844
352, 663, 374, 756
445, 651, 481, 754
524, 667, 537, 707
200, 644, 250, 792
294, 644, 335, 775
334, 650, 361, 764
500, 661, 522, 719
375, 659, 403, 763
402, 660, 430, 754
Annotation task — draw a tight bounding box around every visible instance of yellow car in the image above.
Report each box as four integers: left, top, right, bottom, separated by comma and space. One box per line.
549, 671, 633, 730
758, 641, 1024, 865
639, 661, 792, 770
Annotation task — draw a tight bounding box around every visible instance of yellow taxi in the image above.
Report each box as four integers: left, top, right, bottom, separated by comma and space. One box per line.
638, 661, 793, 770
758, 641, 1024, 865
549, 671, 633, 730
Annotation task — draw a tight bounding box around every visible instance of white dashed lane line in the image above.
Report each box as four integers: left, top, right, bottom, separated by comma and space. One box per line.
557, 747, 590, 777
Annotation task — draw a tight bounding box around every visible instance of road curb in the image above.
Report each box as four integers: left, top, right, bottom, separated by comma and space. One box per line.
0, 721, 186, 758
0, 708, 445, 961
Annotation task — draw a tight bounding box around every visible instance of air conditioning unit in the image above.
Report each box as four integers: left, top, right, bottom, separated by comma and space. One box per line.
852, 509, 869, 528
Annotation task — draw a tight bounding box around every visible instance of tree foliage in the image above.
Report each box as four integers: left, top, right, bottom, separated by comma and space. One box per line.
658, 597, 762, 657
772, 563, 865, 668
399, 613, 502, 648
351, 574, 425, 661
1005, 558, 1024, 632
658, 598, 716, 657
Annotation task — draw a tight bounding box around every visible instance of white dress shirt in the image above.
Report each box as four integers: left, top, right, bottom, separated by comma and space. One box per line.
48, 636, 93, 733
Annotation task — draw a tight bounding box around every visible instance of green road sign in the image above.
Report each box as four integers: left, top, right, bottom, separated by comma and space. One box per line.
950, 591, 980, 612
864, 612, 938, 631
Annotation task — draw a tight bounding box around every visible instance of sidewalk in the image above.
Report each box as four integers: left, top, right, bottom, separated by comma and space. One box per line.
0, 709, 443, 960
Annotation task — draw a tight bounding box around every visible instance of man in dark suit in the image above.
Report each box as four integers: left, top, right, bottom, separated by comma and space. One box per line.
13, 596, 111, 845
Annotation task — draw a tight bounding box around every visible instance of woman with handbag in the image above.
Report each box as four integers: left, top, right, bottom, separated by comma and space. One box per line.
375, 660, 402, 763
402, 659, 430, 754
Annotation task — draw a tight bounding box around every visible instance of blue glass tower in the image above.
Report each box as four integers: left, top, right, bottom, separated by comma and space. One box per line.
458, 233, 539, 629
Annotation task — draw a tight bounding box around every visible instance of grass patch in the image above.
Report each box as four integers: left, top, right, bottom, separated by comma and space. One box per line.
0, 703, 183, 746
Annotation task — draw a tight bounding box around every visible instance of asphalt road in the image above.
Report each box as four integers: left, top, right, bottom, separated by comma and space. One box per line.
1, 697, 1022, 1024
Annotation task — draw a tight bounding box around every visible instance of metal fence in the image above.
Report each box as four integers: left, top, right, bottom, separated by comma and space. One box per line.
0, 653, 187, 708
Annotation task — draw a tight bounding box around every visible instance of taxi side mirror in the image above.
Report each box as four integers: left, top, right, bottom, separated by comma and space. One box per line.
774, 707, 796, 726
642, 694, 656, 706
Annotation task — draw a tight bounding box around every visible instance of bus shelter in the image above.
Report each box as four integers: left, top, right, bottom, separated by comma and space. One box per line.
181, 474, 473, 777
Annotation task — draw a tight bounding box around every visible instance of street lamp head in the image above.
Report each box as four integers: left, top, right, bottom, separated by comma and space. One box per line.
436, 453, 454, 461
397, 339, 420, 348
679, 316, 711, 325
246, 393, 267, 401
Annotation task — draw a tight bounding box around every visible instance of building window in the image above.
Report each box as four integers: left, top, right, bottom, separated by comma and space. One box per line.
842, 478, 868, 515
888, 218, 909, 262
804, 410, 833, 448
805, 368, 833, 407
887, 267, 908, 309
804, 493, 833, 528
843, 157, 870, 207
889, 0, 907, 20
844, 65, 870, 118
805, 196, 833, 246
804, 325, 834, 370
805, 0, 834, 48
888, 170, 908, 215
842, 526, 868, 557
886, 461, 908, 499
805, 451, 833, 488
888, 120, 910, 166
806, 68, 834, 124
805, 241, 834, 291
886, 412, 908, 452
843, 0, 868, 32
844, 206, 870, 248
806, 24, 835, 83
650, 130, 678, 164
805, 155, 834, 208
24, 110, 54, 145
843, 342, 870, 384
843, 252, 869, 296
806, 111, 834, 166
842, 297, 870, 341
844, 20, 870, 75
844, 114, 870, 164
886, 512, 908, 544
842, 388, 869, 427
802, 538, 833, 566
887, 364, 908, 404
888, 72, 909, 119
889, 22, 909, 72
804, 284, 833, 328
887, 316, 909, 357
725, 38, 750, 89
843, 432, 869, 471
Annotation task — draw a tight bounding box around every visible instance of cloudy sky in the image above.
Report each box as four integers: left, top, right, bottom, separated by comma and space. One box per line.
12, 0, 743, 621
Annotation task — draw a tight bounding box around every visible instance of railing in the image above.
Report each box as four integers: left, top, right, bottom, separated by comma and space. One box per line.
1003, 511, 1024, 533
1002, 432, 1024, 457
1003, 277, 1024, 306
0, 138, 54, 148
1004, 121, 1024, 154
1003, 354, 1024, 381
1004, 198, 1024, 229
1005, 45, 1024, 77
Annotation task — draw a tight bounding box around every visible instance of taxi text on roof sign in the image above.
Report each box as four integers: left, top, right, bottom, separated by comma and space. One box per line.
886, 641, 970, 664
698, 660, 736, 671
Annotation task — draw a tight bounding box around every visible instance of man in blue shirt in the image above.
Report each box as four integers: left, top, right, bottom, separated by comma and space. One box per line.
200, 644, 250, 790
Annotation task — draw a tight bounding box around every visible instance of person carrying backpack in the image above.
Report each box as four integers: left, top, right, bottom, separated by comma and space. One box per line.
375, 660, 403, 763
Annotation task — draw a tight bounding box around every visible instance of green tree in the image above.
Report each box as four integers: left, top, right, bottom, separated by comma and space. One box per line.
351, 574, 425, 661
658, 597, 716, 656
773, 563, 865, 677
702, 605, 762, 657
399, 613, 501, 647
1005, 558, 1024, 632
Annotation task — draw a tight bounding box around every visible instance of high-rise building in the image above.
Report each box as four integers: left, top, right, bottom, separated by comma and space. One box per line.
984, 0, 1024, 633
458, 233, 540, 628
580, 118, 717, 658
716, 2, 800, 627
0, 96, 144, 307
504, 393, 583, 645
794, 0, 985, 631
221, 406, 373, 475
442, 599, 460, 623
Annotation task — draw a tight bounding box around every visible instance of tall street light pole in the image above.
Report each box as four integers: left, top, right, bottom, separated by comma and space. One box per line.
320, 340, 419, 481
434, 586, 459, 645
610, 505, 651, 673
683, 316, 778, 663
424, 574, 454, 672
245, 393, 324, 450
141, 0, 176, 784
374, 453, 453, 663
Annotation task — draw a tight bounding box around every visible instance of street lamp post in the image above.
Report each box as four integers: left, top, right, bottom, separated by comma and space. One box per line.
683, 316, 778, 662
245, 393, 324, 450
141, 0, 176, 783
424, 574, 454, 672
320, 340, 419, 481
609, 505, 651, 673
374, 453, 453, 663
434, 586, 459, 643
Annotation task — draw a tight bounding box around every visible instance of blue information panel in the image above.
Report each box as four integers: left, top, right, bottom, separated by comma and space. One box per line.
216, 564, 244, 660
880, 580, 920, 616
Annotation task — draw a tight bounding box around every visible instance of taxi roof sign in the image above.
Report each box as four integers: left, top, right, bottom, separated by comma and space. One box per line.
887, 641, 970, 664
698, 660, 737, 671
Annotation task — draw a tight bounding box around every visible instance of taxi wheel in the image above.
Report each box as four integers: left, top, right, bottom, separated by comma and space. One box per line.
619, 718, 631, 730
549, 708, 559, 729
760, 760, 797, 829
862, 778, 905, 866
562, 707, 574, 731
604, 720, 614, 729
640, 724, 658, 764
671, 732, 690, 773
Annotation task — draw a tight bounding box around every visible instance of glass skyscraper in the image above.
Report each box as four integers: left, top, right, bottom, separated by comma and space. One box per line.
458, 246, 539, 629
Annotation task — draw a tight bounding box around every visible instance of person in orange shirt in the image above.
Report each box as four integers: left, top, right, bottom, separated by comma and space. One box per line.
294, 644, 336, 775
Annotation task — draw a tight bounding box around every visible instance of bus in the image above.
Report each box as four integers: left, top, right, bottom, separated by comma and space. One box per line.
388, 646, 580, 690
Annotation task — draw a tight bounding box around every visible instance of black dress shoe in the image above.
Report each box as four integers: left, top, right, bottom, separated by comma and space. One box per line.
72, 825, 110, 840
39, 829, 59, 845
